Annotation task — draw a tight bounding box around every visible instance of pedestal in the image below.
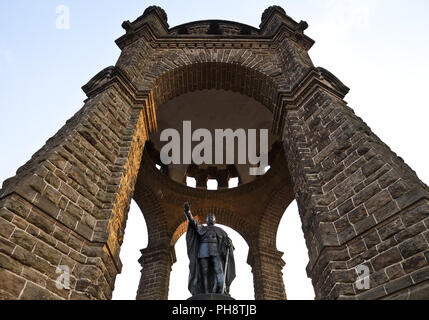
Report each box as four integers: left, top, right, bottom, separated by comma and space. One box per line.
187, 294, 235, 301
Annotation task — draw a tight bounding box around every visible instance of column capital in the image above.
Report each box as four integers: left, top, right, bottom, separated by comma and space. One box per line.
247, 245, 285, 269
195, 172, 208, 189
138, 245, 177, 267
272, 67, 350, 136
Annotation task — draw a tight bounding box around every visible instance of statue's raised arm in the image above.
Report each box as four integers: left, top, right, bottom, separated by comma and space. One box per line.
184, 202, 196, 226
184, 202, 204, 234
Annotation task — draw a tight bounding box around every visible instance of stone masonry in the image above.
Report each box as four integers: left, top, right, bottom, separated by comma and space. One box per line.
0, 6, 428, 300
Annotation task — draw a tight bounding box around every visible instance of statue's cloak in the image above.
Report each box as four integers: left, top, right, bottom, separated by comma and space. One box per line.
186, 220, 236, 296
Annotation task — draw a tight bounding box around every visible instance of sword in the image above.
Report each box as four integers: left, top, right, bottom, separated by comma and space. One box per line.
222, 245, 230, 295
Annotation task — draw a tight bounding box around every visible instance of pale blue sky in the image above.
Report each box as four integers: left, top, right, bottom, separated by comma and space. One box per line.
1, 1, 429, 300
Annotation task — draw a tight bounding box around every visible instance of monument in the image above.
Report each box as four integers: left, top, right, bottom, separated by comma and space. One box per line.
0, 5, 428, 300
184, 203, 235, 300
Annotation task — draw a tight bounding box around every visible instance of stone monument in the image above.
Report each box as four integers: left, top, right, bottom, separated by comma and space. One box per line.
184, 203, 235, 300
0, 5, 427, 300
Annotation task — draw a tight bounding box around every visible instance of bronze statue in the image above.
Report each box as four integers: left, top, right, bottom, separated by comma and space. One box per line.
184, 203, 236, 296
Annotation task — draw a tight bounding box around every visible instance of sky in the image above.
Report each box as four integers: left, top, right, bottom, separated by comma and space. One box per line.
1, 0, 429, 300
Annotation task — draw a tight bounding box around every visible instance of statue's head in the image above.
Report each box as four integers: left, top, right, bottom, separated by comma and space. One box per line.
206, 214, 216, 226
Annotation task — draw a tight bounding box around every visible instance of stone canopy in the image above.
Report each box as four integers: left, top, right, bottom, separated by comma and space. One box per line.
0, 6, 428, 301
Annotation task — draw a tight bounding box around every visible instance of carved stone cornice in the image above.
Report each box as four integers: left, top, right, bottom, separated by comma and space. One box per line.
272, 68, 351, 136
260, 6, 314, 51
115, 6, 315, 52
169, 20, 260, 36
247, 246, 285, 269
138, 245, 177, 267
82, 66, 157, 133
317, 67, 350, 97
270, 23, 315, 51
260, 5, 287, 28
82, 66, 147, 101
143, 6, 169, 29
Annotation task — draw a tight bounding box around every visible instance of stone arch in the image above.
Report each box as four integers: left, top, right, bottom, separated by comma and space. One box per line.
132, 181, 169, 247
1, 5, 428, 302
242, 181, 295, 301
119, 41, 290, 95
168, 213, 255, 300
258, 181, 295, 249
131, 143, 294, 300
169, 206, 256, 247
149, 62, 279, 112
132, 180, 176, 300
112, 198, 149, 300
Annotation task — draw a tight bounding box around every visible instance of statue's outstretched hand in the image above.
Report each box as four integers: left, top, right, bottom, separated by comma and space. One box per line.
184, 202, 190, 212
184, 202, 193, 222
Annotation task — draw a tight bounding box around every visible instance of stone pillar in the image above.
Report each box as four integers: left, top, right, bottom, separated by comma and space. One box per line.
0, 66, 155, 300
247, 246, 287, 300
195, 173, 208, 189
136, 245, 176, 300
217, 172, 229, 189
280, 80, 429, 299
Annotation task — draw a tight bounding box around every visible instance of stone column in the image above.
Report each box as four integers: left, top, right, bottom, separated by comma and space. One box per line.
136, 245, 176, 300
247, 246, 287, 300
195, 172, 208, 189
279, 77, 429, 299
0, 67, 154, 299
217, 172, 229, 189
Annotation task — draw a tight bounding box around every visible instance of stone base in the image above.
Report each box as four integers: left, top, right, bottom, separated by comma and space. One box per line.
187, 294, 235, 301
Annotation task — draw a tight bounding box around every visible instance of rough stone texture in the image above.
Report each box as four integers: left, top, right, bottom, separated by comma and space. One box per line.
0, 6, 428, 300
280, 86, 429, 300
0, 82, 152, 299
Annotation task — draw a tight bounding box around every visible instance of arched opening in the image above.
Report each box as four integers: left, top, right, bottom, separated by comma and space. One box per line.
120, 58, 293, 300
150, 62, 279, 114
228, 177, 239, 189
149, 89, 279, 187
277, 200, 315, 300
186, 176, 197, 188
112, 199, 148, 300
169, 224, 253, 300
207, 179, 218, 190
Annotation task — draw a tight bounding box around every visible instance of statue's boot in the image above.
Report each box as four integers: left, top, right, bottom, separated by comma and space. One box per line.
203, 276, 209, 294
215, 273, 224, 294
211, 277, 218, 293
